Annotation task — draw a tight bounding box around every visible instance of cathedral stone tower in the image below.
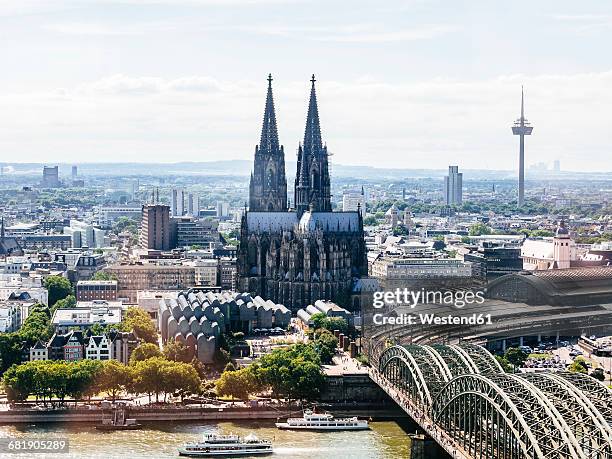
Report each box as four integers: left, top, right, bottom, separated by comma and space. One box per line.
249, 74, 288, 212
295, 75, 332, 216
238, 75, 370, 312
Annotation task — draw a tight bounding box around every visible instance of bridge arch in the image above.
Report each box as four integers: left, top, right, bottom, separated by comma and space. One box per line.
520, 372, 612, 458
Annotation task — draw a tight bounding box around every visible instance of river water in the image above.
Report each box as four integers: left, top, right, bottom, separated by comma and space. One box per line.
0, 420, 413, 458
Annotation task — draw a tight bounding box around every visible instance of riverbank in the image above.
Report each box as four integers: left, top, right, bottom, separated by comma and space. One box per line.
0, 404, 406, 424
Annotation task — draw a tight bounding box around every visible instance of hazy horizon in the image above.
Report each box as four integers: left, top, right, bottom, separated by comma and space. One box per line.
1, 0, 611, 171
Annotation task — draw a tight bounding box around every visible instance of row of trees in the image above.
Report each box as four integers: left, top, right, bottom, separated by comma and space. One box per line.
2, 345, 202, 404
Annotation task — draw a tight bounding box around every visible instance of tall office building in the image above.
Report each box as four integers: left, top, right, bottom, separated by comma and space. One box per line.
71, 166, 78, 181
171, 189, 186, 216
42, 166, 60, 188
444, 166, 463, 205
342, 188, 365, 216
511, 87, 533, 207
553, 160, 561, 173
140, 204, 171, 250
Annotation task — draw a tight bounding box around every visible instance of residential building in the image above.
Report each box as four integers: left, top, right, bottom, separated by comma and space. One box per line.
109, 331, 139, 364
76, 280, 118, 301
85, 335, 111, 360
63, 331, 86, 361
29, 340, 48, 361
105, 263, 196, 303
219, 257, 237, 291
0, 302, 22, 332
194, 259, 218, 286
51, 301, 123, 333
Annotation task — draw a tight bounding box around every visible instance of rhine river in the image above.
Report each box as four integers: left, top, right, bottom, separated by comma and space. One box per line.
0, 420, 413, 458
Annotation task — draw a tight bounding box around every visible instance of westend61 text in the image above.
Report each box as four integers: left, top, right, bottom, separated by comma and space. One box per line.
372, 313, 493, 326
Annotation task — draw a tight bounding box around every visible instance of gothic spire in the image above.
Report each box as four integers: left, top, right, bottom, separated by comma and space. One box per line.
249, 74, 288, 212
303, 74, 323, 156
260, 73, 280, 155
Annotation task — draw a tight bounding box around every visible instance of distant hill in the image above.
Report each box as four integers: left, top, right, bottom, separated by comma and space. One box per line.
1, 160, 609, 181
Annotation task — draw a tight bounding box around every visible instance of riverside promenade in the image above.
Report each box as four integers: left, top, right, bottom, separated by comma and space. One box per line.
0, 402, 401, 424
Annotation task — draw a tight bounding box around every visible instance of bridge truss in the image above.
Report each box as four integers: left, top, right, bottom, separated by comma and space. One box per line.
377, 343, 612, 459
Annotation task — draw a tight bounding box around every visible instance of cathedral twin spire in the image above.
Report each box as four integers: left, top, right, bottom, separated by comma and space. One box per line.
249, 74, 331, 216
249, 74, 288, 212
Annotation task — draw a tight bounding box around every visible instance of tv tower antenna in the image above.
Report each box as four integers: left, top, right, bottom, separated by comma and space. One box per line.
511, 86, 533, 208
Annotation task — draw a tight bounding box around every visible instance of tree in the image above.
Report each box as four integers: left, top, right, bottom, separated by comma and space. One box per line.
568, 360, 588, 374
590, 368, 605, 381
44, 276, 73, 308
495, 355, 514, 373
215, 368, 257, 402
255, 344, 324, 403
310, 313, 327, 331
313, 330, 338, 364
163, 339, 193, 363
469, 223, 493, 237
52, 295, 76, 313
96, 360, 132, 401
131, 357, 167, 403
162, 361, 201, 401
310, 313, 348, 336
120, 307, 157, 344
130, 343, 162, 364
91, 271, 117, 281
504, 348, 528, 370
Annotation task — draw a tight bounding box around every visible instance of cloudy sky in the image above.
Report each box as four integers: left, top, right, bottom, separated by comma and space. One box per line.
0, 0, 611, 171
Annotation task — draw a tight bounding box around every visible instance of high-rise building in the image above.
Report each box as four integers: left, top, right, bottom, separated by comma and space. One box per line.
71, 165, 78, 181
553, 160, 561, 173
342, 188, 365, 216
171, 189, 186, 216
216, 201, 229, 218
511, 87, 533, 207
42, 166, 60, 188
140, 204, 171, 250
444, 166, 463, 205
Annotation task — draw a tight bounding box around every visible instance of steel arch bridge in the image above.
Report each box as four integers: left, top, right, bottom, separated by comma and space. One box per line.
375, 343, 612, 459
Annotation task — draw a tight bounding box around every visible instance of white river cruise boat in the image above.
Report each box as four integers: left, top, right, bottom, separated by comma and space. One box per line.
178, 433, 273, 457
275, 409, 369, 431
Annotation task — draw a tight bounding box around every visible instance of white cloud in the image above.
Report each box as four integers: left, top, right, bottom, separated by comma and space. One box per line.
44, 21, 176, 36
1, 71, 611, 171
234, 23, 459, 43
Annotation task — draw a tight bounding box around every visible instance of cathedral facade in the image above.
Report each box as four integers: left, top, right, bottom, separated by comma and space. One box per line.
238, 75, 368, 312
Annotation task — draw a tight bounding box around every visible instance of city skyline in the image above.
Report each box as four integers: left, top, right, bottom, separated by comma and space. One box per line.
1, 1, 612, 171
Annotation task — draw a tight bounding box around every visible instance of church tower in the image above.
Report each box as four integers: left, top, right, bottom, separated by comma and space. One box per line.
249, 74, 288, 212
295, 75, 332, 216
552, 220, 571, 269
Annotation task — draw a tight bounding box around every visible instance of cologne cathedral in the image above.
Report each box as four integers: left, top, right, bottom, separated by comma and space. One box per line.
238, 75, 369, 312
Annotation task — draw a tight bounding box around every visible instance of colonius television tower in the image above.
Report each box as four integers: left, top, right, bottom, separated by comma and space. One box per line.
511, 86, 533, 208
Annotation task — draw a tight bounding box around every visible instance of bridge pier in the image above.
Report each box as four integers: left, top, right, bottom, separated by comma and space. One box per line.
409, 433, 449, 459
369, 368, 472, 459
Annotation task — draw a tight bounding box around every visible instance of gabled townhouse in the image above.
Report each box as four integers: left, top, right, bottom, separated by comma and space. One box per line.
29, 339, 48, 361
85, 335, 111, 360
